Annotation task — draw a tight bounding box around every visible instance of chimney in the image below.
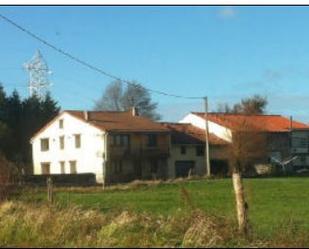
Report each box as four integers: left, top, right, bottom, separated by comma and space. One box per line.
131, 107, 138, 116
84, 110, 89, 121
290, 115, 293, 131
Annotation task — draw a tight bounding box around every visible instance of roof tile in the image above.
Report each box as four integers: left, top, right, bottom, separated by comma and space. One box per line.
193, 112, 309, 132
67, 110, 169, 133
162, 122, 228, 145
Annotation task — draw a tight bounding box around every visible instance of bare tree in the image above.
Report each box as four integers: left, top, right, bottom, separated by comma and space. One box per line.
94, 80, 161, 120
215, 95, 268, 114
121, 82, 161, 120
238, 95, 268, 114
94, 80, 123, 111
216, 102, 233, 113
216, 95, 269, 235
226, 116, 268, 236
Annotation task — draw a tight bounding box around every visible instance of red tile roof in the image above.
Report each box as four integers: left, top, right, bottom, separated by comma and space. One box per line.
193, 112, 309, 132
162, 122, 228, 145
31, 110, 169, 140
68, 110, 169, 133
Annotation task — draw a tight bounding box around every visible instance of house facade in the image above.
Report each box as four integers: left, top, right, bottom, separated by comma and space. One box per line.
290, 129, 309, 170
31, 109, 170, 184
32, 110, 309, 184
180, 112, 309, 171
162, 123, 229, 178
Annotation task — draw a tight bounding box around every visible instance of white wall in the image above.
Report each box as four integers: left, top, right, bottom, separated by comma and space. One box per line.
179, 113, 233, 142
31, 112, 106, 183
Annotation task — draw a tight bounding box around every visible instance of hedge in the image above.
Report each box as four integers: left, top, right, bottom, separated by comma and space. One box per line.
21, 173, 96, 187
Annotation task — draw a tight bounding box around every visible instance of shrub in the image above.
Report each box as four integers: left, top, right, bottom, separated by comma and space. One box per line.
21, 173, 96, 187
0, 154, 18, 201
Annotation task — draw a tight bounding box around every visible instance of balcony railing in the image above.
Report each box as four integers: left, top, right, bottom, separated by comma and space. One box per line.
109, 146, 169, 159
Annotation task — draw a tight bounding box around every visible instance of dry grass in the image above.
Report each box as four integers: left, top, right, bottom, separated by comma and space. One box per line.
36, 177, 203, 193
0, 200, 306, 248
0, 201, 240, 248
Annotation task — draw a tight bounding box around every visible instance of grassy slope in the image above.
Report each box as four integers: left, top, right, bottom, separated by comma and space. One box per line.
17, 177, 309, 238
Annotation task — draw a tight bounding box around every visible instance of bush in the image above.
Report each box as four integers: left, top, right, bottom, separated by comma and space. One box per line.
21, 173, 96, 187
0, 155, 18, 201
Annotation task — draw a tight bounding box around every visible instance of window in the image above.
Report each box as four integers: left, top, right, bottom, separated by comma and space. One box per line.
41, 162, 50, 174
122, 135, 129, 147
40, 138, 49, 151
75, 134, 81, 148
113, 161, 122, 174
147, 134, 157, 147
180, 146, 186, 155
60, 161, 65, 174
59, 136, 65, 150
69, 161, 77, 174
292, 137, 308, 148
59, 119, 64, 129
196, 145, 204, 156
111, 134, 130, 147
116, 135, 121, 145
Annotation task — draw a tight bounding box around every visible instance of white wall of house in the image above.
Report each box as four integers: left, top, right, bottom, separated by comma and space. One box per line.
179, 113, 232, 142
31, 112, 107, 183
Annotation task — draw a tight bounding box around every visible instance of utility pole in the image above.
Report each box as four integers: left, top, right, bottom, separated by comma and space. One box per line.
204, 97, 211, 177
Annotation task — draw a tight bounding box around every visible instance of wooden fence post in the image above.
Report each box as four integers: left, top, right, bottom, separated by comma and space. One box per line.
232, 172, 249, 236
47, 177, 53, 203
187, 168, 192, 179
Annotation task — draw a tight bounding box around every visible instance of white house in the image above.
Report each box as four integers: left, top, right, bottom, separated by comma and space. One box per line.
31, 109, 170, 184
179, 112, 233, 142
31, 111, 107, 183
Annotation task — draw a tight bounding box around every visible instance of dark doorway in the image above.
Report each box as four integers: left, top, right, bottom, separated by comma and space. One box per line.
134, 160, 142, 179
175, 161, 195, 178
210, 160, 229, 176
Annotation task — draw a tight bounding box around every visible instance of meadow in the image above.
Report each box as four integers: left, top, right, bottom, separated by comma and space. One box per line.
1, 177, 309, 247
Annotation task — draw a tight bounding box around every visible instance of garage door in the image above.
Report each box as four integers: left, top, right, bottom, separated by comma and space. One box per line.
175, 161, 195, 178
210, 160, 229, 176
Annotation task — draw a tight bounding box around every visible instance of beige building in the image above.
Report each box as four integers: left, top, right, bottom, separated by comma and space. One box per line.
162, 123, 229, 178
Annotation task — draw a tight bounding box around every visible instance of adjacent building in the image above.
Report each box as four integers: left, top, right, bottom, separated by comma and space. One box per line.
180, 112, 309, 171
162, 122, 229, 178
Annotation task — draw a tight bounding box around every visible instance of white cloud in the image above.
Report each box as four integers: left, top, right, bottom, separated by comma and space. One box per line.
218, 7, 237, 19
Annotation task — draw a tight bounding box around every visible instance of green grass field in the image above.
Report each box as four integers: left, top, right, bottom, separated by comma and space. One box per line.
16, 177, 309, 239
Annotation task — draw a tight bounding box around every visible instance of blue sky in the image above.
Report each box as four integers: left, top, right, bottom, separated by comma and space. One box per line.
0, 6, 309, 123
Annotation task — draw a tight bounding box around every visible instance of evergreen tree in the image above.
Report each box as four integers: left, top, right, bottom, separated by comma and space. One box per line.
4, 90, 22, 161
0, 85, 60, 173
40, 92, 60, 124
0, 84, 7, 122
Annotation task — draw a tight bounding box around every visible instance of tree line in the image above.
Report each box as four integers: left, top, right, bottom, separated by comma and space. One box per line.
0, 85, 60, 174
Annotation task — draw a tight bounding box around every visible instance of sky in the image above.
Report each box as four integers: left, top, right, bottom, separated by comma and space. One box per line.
0, 6, 309, 123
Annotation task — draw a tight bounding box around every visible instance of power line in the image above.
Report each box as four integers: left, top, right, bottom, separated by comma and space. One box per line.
0, 13, 204, 100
